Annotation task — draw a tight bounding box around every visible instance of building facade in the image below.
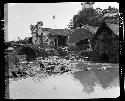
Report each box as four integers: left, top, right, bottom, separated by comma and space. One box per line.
30, 23, 72, 48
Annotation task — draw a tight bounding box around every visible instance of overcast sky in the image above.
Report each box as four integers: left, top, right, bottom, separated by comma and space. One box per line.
8, 2, 119, 41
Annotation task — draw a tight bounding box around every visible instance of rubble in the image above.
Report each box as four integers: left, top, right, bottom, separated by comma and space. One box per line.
7, 52, 119, 79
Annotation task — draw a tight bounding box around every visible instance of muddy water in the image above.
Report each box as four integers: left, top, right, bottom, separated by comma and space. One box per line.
9, 64, 119, 99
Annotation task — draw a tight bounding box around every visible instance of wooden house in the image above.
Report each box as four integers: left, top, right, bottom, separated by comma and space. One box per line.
90, 21, 119, 63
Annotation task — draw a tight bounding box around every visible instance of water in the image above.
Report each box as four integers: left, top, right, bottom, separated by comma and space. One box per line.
9, 63, 119, 99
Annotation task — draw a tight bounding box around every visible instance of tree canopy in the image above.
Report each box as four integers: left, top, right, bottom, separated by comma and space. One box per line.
67, 6, 119, 29
68, 8, 102, 29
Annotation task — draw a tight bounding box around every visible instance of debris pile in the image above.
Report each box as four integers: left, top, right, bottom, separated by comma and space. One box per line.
8, 55, 84, 78
7, 54, 118, 79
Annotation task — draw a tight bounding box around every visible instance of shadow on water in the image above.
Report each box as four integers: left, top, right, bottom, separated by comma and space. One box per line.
73, 69, 119, 94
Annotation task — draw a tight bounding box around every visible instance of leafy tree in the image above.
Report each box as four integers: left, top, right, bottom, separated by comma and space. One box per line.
68, 6, 119, 29
30, 21, 43, 37
68, 8, 103, 29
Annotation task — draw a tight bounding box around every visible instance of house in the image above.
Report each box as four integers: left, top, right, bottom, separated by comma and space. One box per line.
90, 21, 119, 63
30, 21, 73, 47
31, 25, 72, 48
68, 25, 98, 51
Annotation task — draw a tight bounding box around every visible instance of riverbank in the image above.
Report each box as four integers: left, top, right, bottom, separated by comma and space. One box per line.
7, 56, 119, 79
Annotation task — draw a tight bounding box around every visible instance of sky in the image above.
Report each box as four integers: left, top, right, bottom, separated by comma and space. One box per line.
7, 2, 119, 41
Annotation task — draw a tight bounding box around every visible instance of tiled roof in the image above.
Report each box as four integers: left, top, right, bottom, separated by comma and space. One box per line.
106, 23, 119, 36
49, 29, 73, 36
68, 26, 97, 44
82, 25, 98, 33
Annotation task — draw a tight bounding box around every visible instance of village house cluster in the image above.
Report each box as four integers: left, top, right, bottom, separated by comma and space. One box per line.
26, 14, 119, 63
4, 2, 119, 80
22, 2, 119, 63
30, 21, 73, 48
68, 16, 119, 63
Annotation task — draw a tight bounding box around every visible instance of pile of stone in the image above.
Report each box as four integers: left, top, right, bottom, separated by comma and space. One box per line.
8, 55, 86, 78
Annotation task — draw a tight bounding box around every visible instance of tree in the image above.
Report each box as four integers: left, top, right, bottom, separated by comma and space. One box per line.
68, 8, 103, 29
102, 6, 119, 15
68, 6, 119, 29
30, 21, 43, 37
102, 6, 119, 24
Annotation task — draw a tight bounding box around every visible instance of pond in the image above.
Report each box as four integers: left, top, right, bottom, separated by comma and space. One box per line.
9, 64, 119, 99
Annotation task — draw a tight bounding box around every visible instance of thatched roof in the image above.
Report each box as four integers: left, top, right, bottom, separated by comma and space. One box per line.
68, 25, 98, 44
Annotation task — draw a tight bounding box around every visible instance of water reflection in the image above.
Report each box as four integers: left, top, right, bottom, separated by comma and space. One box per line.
9, 68, 119, 99
73, 71, 99, 94
73, 69, 119, 94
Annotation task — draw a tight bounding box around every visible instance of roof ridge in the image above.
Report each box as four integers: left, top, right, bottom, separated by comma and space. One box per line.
82, 25, 98, 34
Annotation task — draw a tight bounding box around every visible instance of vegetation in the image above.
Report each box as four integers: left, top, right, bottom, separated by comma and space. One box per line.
68, 6, 119, 29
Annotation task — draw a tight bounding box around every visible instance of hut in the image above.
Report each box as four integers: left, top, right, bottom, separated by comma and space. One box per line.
90, 21, 119, 63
